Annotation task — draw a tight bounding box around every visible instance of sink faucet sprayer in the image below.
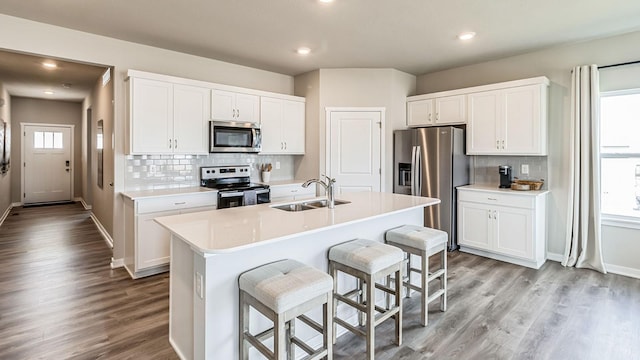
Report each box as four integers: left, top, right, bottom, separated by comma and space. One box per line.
302, 175, 337, 209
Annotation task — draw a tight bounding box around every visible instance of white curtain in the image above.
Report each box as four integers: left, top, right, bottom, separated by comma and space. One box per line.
562, 65, 607, 273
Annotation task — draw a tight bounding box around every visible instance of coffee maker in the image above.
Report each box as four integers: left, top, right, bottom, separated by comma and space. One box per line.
499, 165, 512, 188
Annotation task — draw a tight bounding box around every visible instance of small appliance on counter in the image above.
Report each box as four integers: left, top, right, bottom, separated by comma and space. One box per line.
201, 165, 270, 209
499, 165, 513, 188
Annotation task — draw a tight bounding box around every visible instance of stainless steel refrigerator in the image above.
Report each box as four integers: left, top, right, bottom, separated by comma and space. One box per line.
393, 126, 469, 250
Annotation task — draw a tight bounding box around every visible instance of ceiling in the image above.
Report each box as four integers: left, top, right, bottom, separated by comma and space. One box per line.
1, 0, 640, 100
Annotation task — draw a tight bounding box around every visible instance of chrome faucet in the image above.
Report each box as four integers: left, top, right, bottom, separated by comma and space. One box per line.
302, 175, 337, 209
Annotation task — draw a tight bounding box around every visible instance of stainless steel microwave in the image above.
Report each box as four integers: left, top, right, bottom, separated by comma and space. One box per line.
209, 121, 261, 153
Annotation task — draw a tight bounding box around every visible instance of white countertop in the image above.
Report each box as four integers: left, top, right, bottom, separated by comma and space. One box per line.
121, 186, 216, 200
154, 191, 439, 254
458, 184, 549, 196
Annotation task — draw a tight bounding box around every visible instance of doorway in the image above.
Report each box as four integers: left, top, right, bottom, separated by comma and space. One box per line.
326, 108, 384, 194
22, 123, 74, 205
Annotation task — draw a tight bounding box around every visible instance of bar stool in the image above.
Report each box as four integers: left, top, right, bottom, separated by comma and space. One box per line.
238, 259, 333, 360
328, 239, 404, 360
385, 225, 447, 327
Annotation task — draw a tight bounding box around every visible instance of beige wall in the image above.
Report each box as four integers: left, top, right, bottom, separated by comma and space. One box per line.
294, 68, 416, 192
294, 70, 321, 181
0, 83, 10, 216
10, 97, 83, 203
0, 14, 294, 264
416, 30, 640, 274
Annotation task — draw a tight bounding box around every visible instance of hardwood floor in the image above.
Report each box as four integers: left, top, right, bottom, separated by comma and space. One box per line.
1, 203, 639, 359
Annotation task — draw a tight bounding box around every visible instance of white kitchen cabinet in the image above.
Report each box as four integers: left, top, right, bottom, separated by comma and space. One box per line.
467, 82, 548, 155
407, 94, 466, 127
211, 89, 259, 123
269, 182, 316, 202
123, 191, 217, 279
260, 97, 305, 154
127, 77, 209, 155
457, 186, 547, 269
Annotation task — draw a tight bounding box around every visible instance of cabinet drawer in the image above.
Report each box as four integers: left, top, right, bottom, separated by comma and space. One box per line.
137, 192, 217, 214
458, 190, 534, 209
270, 184, 315, 199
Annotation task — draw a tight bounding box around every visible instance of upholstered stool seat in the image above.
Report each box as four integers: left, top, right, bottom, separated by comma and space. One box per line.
328, 239, 404, 360
239, 259, 333, 360
385, 225, 448, 327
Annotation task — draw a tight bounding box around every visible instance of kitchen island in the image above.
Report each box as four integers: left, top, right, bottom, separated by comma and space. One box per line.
155, 191, 439, 360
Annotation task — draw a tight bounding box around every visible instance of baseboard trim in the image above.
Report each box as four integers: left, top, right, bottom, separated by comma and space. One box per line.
89, 212, 113, 249
111, 257, 125, 269
546, 252, 564, 262
605, 263, 640, 280
0, 204, 12, 226
11, 202, 22, 207
75, 197, 92, 210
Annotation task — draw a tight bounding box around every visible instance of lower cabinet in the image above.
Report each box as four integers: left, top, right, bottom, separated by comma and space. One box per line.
457, 187, 548, 269
124, 191, 217, 278
269, 182, 316, 203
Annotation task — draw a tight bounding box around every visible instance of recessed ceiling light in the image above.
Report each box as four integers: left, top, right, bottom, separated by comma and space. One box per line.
319, 0, 334, 3
42, 62, 57, 69
297, 47, 311, 55
44, 90, 54, 95
458, 32, 476, 41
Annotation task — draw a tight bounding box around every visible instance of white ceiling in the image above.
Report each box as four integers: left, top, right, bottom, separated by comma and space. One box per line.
1, 0, 640, 100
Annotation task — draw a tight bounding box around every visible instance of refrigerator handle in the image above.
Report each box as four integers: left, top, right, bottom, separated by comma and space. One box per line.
416, 145, 422, 196
411, 146, 417, 195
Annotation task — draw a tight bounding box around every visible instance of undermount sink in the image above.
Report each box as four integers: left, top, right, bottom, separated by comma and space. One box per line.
271, 199, 351, 212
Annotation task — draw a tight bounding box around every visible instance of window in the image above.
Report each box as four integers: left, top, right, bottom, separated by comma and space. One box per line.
33, 131, 63, 149
600, 90, 640, 220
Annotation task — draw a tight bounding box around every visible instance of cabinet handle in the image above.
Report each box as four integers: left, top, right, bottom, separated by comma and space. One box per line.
237, 109, 240, 118
169, 139, 172, 149
501, 140, 505, 149
232, 109, 236, 118
429, 113, 432, 122
496, 140, 500, 150
488, 211, 492, 219
284, 142, 287, 150
436, 112, 439, 121
174, 202, 186, 205
281, 142, 284, 150
174, 139, 178, 149
487, 197, 497, 201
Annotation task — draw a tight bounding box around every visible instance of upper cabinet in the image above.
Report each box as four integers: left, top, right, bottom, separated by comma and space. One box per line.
407, 94, 466, 127
127, 77, 209, 155
211, 89, 259, 123
408, 76, 549, 156
467, 81, 548, 155
260, 97, 305, 154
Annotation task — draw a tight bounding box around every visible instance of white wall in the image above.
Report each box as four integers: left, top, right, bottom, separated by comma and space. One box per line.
294, 68, 416, 192
0, 83, 10, 217
416, 30, 640, 276
0, 14, 294, 264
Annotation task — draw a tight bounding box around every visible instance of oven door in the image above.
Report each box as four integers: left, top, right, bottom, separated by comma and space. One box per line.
217, 191, 245, 209
210, 121, 261, 153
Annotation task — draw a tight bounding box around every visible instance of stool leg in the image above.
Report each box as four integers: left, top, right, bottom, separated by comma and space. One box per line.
421, 249, 428, 327
358, 278, 366, 327
365, 274, 375, 360
405, 253, 412, 298
329, 261, 338, 345
275, 313, 286, 360
325, 294, 333, 360
286, 319, 295, 360
441, 247, 447, 312
239, 290, 249, 360
395, 266, 403, 346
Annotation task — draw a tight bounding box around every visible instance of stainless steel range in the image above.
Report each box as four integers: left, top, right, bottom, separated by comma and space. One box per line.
200, 165, 270, 209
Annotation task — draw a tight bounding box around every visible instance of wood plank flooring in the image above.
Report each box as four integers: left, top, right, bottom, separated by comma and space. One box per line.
1, 203, 639, 359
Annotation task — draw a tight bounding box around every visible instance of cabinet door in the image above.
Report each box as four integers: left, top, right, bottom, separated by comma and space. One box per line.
503, 85, 544, 155
234, 93, 260, 123
435, 94, 466, 124
282, 100, 305, 154
407, 99, 433, 127
131, 78, 173, 154
467, 90, 501, 155
494, 206, 533, 260
173, 84, 210, 154
458, 201, 492, 250
136, 210, 179, 271
211, 89, 235, 121
259, 97, 284, 153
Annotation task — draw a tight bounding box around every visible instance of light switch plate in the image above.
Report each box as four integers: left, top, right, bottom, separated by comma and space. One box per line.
521, 164, 529, 175
275, 161, 281, 170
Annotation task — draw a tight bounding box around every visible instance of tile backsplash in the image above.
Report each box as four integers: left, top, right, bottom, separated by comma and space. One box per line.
124, 153, 296, 191
472, 155, 548, 189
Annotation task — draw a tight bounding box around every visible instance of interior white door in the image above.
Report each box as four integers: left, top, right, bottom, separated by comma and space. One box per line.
329, 110, 381, 194
23, 125, 72, 204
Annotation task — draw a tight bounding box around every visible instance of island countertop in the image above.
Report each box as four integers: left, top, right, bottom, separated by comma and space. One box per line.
154, 191, 439, 254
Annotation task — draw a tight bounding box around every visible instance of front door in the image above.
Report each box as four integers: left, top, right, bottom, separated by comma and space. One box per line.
328, 109, 382, 194
23, 124, 73, 204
